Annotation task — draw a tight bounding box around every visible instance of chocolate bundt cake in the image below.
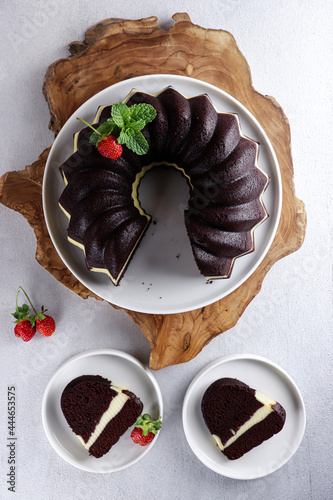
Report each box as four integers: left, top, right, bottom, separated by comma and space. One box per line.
59, 87, 270, 285
61, 375, 143, 458
201, 378, 286, 460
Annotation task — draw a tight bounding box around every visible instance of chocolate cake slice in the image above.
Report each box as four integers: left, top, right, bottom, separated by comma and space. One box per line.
201, 378, 286, 460
61, 375, 143, 458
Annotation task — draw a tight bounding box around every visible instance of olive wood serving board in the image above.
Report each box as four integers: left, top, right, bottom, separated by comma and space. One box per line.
0, 13, 306, 370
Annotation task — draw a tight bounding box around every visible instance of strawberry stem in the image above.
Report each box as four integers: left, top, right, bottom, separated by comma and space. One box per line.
77, 117, 101, 135
134, 414, 162, 436
19, 286, 38, 315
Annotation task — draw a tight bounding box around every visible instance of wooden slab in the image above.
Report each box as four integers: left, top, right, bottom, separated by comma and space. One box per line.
0, 13, 306, 369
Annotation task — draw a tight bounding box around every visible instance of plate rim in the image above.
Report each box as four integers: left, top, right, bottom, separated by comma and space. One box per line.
42, 73, 282, 314
41, 348, 163, 473
182, 353, 306, 480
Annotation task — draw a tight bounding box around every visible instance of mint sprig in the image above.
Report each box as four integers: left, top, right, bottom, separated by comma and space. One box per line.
77, 101, 156, 156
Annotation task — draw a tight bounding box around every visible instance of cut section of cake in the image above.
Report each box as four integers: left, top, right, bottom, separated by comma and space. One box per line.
201, 378, 286, 460
61, 375, 143, 458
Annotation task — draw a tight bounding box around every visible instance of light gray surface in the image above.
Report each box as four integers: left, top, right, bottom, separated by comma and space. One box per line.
1, 1, 332, 499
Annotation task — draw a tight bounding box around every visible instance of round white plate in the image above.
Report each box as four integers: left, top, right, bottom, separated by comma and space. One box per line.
42, 349, 163, 473
182, 354, 306, 479
43, 74, 282, 314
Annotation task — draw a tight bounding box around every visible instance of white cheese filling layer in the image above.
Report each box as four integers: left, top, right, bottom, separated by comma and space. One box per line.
213, 390, 276, 451
76, 384, 129, 450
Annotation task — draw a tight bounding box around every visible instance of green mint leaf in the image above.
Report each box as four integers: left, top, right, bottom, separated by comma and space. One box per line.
111, 102, 130, 128
89, 118, 116, 146
124, 130, 149, 155
127, 119, 146, 131
89, 132, 100, 147
117, 130, 129, 145
129, 103, 156, 124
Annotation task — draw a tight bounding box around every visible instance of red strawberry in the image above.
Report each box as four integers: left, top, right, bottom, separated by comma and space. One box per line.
36, 315, 55, 337
130, 414, 162, 446
14, 320, 36, 342
131, 427, 155, 446
97, 135, 123, 159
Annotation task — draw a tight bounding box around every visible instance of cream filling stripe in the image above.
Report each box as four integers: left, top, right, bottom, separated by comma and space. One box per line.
213, 390, 276, 451
76, 384, 129, 450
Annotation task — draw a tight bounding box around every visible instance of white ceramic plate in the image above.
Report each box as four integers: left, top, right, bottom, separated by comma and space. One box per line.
182, 354, 306, 479
42, 349, 163, 473
43, 74, 282, 314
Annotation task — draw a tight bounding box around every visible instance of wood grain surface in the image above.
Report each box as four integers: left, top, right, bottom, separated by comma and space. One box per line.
0, 13, 306, 369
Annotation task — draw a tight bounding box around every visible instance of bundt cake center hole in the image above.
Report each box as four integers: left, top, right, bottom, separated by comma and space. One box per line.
137, 164, 192, 223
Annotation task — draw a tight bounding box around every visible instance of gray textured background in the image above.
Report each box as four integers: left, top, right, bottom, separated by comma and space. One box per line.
1, 1, 332, 499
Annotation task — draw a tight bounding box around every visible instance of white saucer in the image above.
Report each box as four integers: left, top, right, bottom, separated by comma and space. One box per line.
42, 349, 163, 473
182, 354, 306, 479
43, 74, 282, 314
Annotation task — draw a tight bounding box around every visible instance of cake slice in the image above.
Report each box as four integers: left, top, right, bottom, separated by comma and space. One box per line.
201, 378, 286, 460
61, 375, 143, 458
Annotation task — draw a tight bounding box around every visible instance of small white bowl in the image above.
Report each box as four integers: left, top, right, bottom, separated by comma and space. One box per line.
42, 349, 163, 472
182, 354, 306, 479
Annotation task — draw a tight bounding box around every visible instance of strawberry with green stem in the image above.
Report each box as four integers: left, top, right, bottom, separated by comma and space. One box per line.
14, 319, 36, 342
130, 414, 162, 446
77, 119, 123, 160
12, 288, 36, 341
12, 286, 55, 340
77, 101, 156, 159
